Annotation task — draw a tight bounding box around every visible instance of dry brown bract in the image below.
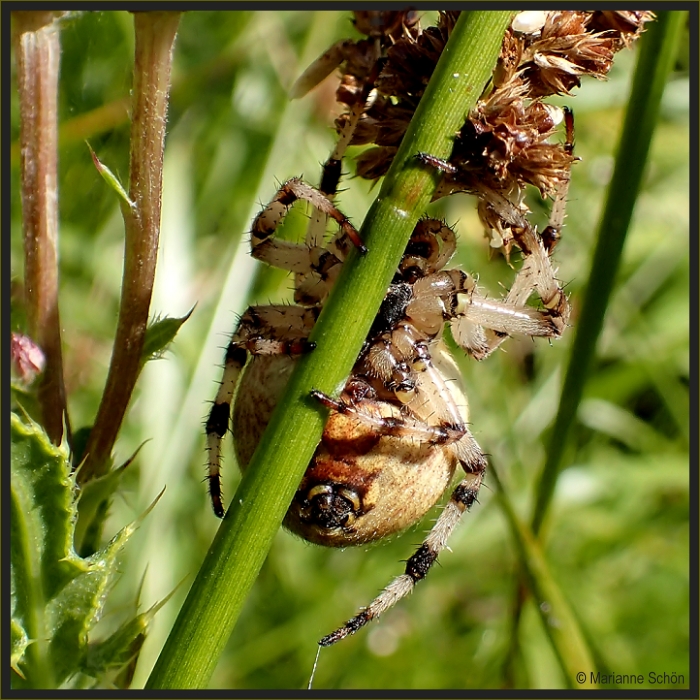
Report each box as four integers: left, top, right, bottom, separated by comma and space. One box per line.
353, 10, 653, 253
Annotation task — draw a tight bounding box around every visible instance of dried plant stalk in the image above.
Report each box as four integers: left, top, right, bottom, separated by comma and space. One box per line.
13, 11, 71, 447
81, 12, 181, 483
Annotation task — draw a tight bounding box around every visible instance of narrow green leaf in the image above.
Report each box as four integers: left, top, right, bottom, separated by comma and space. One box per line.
86, 141, 134, 210
531, 11, 687, 535
491, 465, 597, 688
140, 308, 194, 367
11, 619, 30, 678
74, 439, 150, 559
46, 526, 134, 685
83, 589, 175, 682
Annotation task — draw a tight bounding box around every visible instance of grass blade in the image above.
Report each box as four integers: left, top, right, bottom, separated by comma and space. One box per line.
492, 464, 597, 688
531, 11, 687, 536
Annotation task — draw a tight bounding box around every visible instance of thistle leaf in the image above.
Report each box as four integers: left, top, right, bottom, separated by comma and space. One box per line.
10, 412, 150, 688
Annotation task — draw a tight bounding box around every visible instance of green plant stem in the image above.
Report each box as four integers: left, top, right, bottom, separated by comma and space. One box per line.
146, 11, 514, 689
81, 12, 181, 483
530, 11, 686, 536
491, 465, 597, 688
14, 11, 71, 447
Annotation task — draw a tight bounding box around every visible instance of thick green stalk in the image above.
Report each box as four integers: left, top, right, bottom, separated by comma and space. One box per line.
146, 11, 513, 689
530, 11, 686, 536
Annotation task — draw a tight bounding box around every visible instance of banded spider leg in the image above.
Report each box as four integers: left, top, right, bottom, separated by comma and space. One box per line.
206, 179, 366, 517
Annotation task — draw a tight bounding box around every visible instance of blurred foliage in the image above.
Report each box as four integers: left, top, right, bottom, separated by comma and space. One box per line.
10, 10, 690, 690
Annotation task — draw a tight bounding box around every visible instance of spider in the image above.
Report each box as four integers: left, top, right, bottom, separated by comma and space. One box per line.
205, 156, 571, 645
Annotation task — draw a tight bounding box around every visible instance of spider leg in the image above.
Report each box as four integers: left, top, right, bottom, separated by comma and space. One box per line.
252, 178, 366, 308
302, 38, 380, 253
400, 268, 556, 360
409, 341, 487, 472
318, 340, 487, 646
399, 218, 457, 280
319, 472, 483, 646
252, 177, 366, 260
310, 390, 467, 446
541, 107, 576, 254
440, 186, 569, 360
474, 184, 569, 315
450, 288, 566, 361
471, 113, 574, 345
289, 39, 353, 100
206, 305, 317, 517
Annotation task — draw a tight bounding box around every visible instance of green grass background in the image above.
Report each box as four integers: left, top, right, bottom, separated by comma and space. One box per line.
10, 10, 690, 690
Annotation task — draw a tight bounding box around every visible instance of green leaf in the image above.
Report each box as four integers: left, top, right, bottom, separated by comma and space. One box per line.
75, 443, 145, 557
10, 412, 146, 688
83, 589, 174, 684
491, 465, 597, 688
11, 619, 30, 678
140, 308, 194, 367
86, 141, 134, 210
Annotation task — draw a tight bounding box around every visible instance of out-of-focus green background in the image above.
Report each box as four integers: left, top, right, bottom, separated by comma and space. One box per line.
10, 11, 690, 690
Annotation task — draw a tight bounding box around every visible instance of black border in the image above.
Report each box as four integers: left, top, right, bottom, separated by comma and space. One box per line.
3, 3, 698, 698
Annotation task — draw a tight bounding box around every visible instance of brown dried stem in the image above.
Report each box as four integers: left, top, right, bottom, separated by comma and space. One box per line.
14, 11, 70, 447
80, 12, 181, 483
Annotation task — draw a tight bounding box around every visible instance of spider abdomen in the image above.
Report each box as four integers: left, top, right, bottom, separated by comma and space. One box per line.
286, 402, 459, 547
233, 354, 463, 547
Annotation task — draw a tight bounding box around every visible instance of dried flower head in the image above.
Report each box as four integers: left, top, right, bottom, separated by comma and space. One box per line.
341, 10, 654, 253
291, 10, 422, 197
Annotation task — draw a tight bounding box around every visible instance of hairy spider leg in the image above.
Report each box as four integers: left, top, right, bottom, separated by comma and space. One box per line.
319, 472, 483, 647
401, 266, 563, 361
399, 218, 457, 280
317, 342, 487, 646
206, 305, 318, 517
541, 107, 576, 253
251, 177, 367, 262
303, 39, 381, 249
251, 178, 367, 307
310, 390, 467, 447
